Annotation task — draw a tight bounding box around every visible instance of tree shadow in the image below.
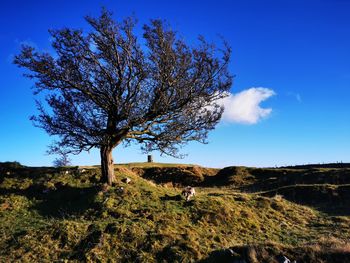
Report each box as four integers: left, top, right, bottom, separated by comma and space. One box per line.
160, 194, 182, 201
35, 185, 100, 218
0, 164, 102, 218
0, 184, 100, 218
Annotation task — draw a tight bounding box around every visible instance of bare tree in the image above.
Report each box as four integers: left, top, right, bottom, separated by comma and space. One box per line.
52, 147, 72, 167
53, 155, 71, 168
14, 10, 232, 185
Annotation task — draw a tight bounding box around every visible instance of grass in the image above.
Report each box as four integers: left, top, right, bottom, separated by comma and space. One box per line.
116, 162, 198, 168
0, 162, 350, 262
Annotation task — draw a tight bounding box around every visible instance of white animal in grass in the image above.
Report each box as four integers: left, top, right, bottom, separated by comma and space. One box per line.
182, 186, 196, 201
122, 177, 131, 184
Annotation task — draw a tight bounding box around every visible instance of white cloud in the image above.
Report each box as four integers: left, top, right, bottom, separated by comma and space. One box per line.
218, 87, 275, 124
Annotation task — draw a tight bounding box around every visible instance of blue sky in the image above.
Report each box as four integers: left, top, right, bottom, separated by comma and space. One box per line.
1, 0, 350, 167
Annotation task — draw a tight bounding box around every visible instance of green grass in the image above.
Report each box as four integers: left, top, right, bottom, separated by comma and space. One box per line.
0, 163, 350, 262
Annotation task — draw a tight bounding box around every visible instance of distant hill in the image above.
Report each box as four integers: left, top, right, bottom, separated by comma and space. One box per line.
279, 162, 350, 169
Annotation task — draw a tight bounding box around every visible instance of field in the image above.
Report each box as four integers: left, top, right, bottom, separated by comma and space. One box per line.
0, 161, 350, 262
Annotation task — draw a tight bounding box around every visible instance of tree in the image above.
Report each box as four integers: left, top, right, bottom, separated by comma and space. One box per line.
14, 10, 232, 185
53, 155, 71, 167
52, 148, 72, 167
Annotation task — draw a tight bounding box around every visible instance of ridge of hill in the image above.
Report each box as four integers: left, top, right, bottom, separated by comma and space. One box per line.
279, 163, 350, 169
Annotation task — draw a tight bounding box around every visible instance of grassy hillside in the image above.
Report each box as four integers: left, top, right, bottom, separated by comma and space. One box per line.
0, 162, 349, 262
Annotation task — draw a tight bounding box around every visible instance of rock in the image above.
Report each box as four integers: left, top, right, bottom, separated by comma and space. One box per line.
277, 255, 291, 263
116, 186, 124, 194
122, 177, 131, 184
76, 167, 86, 174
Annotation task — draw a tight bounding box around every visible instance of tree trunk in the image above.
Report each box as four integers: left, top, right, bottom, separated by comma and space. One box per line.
100, 145, 115, 185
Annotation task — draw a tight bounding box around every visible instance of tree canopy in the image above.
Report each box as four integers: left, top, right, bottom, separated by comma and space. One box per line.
14, 9, 233, 184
